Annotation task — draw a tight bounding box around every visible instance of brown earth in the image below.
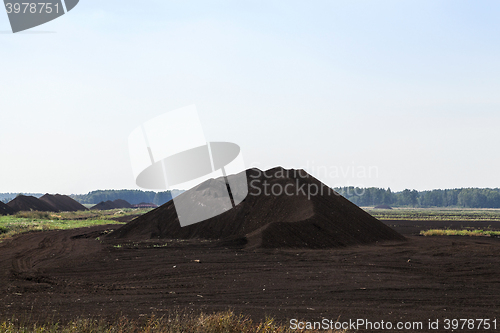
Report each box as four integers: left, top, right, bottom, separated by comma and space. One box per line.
0, 201, 17, 215
6, 195, 59, 212
109, 168, 405, 249
0, 220, 499, 332
39, 194, 88, 212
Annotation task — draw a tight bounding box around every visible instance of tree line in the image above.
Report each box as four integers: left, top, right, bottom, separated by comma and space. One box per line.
334, 187, 500, 208
70, 189, 184, 206
2, 187, 500, 208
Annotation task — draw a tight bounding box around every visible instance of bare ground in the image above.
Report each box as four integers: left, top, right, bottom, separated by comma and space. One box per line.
0, 220, 499, 332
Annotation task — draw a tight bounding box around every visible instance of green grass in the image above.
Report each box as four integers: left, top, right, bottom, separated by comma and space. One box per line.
420, 229, 500, 237
364, 207, 500, 221
0, 311, 345, 333
0, 208, 153, 242
0, 216, 123, 241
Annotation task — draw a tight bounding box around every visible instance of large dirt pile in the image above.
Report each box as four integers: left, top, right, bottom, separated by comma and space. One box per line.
91, 200, 132, 210
39, 194, 88, 212
109, 167, 405, 248
0, 201, 17, 215
6, 195, 59, 212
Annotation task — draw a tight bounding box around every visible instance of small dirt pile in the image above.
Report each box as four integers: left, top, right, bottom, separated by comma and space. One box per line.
39, 194, 88, 212
91, 199, 132, 211
0, 201, 17, 215
108, 167, 405, 249
6, 195, 59, 212
113, 199, 132, 208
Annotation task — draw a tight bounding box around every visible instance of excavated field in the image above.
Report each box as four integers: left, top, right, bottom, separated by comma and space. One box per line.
0, 220, 499, 330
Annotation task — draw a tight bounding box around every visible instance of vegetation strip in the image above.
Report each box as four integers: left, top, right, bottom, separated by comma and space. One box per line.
0, 208, 153, 241
0, 312, 345, 333
420, 229, 500, 237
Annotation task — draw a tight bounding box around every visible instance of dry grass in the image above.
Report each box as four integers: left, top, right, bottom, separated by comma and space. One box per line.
420, 229, 500, 237
0, 209, 154, 242
0, 215, 124, 242
14, 211, 52, 220
0, 311, 346, 333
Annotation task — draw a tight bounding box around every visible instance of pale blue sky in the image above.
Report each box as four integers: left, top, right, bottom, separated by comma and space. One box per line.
1, 1, 499, 194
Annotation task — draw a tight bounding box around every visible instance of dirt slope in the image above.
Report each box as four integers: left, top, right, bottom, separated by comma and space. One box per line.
109, 167, 405, 248
39, 194, 88, 212
6, 195, 59, 212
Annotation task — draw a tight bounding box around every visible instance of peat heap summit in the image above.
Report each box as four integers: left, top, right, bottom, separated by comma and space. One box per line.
39, 194, 88, 212
91, 199, 132, 211
6, 195, 59, 213
108, 167, 405, 248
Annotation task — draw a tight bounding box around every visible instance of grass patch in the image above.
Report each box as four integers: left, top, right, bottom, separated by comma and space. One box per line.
420, 229, 500, 237
48, 208, 152, 221
15, 211, 52, 219
0, 217, 124, 241
0, 208, 153, 242
0, 311, 345, 333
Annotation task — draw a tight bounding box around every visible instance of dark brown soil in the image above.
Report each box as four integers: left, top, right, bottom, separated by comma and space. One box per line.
6, 195, 59, 212
0, 201, 17, 215
0, 220, 499, 331
39, 194, 88, 212
109, 168, 405, 249
91, 200, 132, 211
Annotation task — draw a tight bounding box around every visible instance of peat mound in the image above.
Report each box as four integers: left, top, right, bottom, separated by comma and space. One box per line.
0, 201, 17, 215
6, 195, 59, 212
91, 201, 116, 210
91, 199, 132, 211
113, 199, 132, 208
108, 167, 405, 249
39, 194, 88, 212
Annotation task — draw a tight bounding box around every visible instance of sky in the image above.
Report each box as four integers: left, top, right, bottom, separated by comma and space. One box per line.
1, 0, 500, 194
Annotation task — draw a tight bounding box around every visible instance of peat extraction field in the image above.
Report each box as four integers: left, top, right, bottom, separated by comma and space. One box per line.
0, 175, 499, 332
0, 219, 499, 331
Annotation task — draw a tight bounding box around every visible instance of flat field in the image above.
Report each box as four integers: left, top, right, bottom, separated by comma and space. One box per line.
0, 208, 499, 332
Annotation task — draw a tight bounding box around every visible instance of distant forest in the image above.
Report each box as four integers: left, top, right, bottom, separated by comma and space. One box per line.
70, 189, 184, 206
335, 187, 500, 208
2, 188, 500, 208
0, 190, 184, 206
